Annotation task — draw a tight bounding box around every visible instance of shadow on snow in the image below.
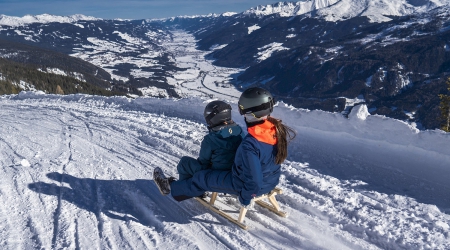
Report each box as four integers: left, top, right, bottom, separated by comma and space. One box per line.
28, 172, 221, 229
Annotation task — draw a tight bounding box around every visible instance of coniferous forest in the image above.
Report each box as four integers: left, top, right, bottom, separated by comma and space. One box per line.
0, 57, 124, 96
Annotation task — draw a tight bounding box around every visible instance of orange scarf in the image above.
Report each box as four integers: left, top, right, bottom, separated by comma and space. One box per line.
247, 120, 277, 145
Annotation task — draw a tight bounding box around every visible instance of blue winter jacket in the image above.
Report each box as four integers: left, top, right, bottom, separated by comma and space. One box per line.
197, 123, 244, 171
231, 120, 281, 205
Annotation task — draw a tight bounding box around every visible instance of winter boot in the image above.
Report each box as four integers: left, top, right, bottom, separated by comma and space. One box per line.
197, 192, 208, 199
168, 176, 177, 184
153, 167, 171, 195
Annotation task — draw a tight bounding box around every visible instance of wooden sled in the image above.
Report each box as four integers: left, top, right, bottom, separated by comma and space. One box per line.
194, 187, 287, 230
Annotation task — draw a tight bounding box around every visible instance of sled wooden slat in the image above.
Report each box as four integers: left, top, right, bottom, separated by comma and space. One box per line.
254, 200, 287, 217
237, 207, 248, 223
209, 191, 218, 205
194, 196, 249, 230
253, 187, 287, 217
195, 187, 286, 230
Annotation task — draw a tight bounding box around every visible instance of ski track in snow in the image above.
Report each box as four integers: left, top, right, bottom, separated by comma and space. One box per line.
0, 93, 449, 250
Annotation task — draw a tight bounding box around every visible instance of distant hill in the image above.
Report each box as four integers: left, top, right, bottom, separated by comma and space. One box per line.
0, 39, 131, 96
0, 16, 182, 98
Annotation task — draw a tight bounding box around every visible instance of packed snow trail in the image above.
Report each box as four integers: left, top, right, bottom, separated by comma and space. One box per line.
0, 92, 449, 249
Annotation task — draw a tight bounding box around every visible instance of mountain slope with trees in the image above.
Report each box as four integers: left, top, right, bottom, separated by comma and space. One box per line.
161, 3, 450, 129
0, 38, 138, 96
439, 77, 450, 131
0, 57, 123, 96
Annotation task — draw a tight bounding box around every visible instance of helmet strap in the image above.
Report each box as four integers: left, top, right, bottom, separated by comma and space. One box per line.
244, 114, 267, 127
208, 120, 235, 131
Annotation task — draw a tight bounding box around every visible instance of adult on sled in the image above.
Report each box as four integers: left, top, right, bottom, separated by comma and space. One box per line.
154, 87, 296, 208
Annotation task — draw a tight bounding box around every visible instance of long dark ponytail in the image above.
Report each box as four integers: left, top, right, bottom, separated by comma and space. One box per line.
267, 116, 296, 164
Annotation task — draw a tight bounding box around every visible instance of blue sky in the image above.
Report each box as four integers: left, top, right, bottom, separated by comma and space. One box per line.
0, 0, 280, 19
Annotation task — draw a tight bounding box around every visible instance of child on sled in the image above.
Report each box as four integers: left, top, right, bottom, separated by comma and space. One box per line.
154, 100, 244, 195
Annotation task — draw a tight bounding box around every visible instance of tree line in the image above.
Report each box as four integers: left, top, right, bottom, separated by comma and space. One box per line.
439, 77, 450, 132
0, 57, 123, 96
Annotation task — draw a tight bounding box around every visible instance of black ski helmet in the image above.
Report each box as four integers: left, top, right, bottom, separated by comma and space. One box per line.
204, 100, 232, 128
238, 87, 274, 118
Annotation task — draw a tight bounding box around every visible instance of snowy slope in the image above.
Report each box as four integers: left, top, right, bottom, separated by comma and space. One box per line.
0, 91, 449, 249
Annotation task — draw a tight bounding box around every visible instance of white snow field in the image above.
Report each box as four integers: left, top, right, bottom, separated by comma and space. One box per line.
0, 91, 449, 250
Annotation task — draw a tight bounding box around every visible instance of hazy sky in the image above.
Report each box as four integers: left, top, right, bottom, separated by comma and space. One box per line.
0, 0, 281, 19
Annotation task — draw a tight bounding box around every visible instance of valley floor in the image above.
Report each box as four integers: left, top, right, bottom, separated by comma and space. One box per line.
165, 30, 243, 100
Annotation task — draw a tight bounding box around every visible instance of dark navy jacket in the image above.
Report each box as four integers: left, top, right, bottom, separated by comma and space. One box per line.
198, 123, 243, 171
231, 120, 280, 205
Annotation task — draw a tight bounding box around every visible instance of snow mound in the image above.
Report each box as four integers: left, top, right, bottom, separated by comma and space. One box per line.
20, 159, 30, 167
349, 104, 370, 120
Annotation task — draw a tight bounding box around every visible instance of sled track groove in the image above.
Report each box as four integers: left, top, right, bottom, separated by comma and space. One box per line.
27, 217, 43, 249
50, 119, 74, 248
51, 173, 64, 248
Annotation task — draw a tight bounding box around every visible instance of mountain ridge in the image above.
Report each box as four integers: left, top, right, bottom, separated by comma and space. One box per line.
1, 0, 445, 25
242, 0, 448, 22
0, 13, 101, 26
156, 0, 449, 23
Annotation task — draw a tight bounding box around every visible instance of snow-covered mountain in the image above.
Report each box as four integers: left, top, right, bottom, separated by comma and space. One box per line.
0, 91, 449, 249
1, 0, 450, 129
243, 0, 339, 17
0, 14, 100, 27
243, 0, 448, 22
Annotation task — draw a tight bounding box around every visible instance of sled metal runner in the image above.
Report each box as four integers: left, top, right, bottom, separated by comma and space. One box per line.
194, 187, 287, 230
